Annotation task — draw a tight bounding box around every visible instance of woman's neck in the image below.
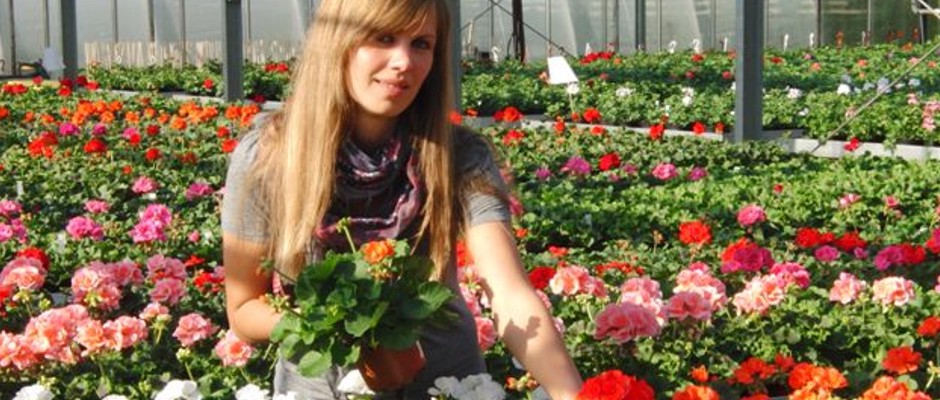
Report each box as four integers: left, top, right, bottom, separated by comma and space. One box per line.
352, 113, 397, 152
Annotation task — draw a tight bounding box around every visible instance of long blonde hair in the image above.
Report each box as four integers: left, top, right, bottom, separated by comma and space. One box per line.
252, 0, 458, 280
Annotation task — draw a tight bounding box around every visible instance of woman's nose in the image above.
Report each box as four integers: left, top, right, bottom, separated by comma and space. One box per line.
388, 44, 414, 72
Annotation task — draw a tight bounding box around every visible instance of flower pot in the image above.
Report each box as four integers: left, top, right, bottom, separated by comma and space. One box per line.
356, 342, 426, 391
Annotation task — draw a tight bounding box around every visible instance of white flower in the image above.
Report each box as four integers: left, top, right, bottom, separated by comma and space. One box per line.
235, 384, 269, 400
680, 86, 695, 97
272, 392, 298, 400
730, 82, 736, 91
154, 380, 202, 400
14, 384, 54, 400
787, 88, 803, 99
429, 376, 464, 398
862, 82, 875, 91
681, 95, 693, 107
909, 78, 921, 87
429, 374, 505, 400
876, 77, 891, 93
615, 87, 634, 97
337, 370, 375, 396
836, 84, 851, 95
798, 108, 809, 116
103, 396, 129, 400
565, 83, 580, 95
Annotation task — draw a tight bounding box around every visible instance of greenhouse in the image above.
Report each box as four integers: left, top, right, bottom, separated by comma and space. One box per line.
4, 1, 940, 399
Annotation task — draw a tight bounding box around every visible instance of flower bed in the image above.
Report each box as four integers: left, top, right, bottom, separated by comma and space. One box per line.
3, 83, 940, 399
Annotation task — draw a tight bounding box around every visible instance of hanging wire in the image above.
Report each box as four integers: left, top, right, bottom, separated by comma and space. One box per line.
812, 0, 940, 148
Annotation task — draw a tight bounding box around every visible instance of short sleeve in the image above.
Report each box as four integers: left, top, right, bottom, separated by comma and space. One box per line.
220, 128, 270, 243
455, 128, 512, 227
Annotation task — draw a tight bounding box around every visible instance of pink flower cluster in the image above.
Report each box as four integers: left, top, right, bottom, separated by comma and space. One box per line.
721, 243, 774, 274
0, 199, 28, 244
0, 256, 47, 292
593, 302, 662, 343
173, 313, 218, 347
0, 305, 147, 371
769, 262, 810, 289
129, 203, 174, 243
732, 275, 788, 315
84, 199, 110, 214
131, 176, 159, 194
560, 156, 591, 177
146, 254, 188, 306
669, 262, 727, 320
838, 193, 861, 209
475, 316, 496, 351
185, 182, 214, 201
65, 216, 105, 241
829, 272, 867, 305
71, 260, 143, 311
651, 163, 678, 181
549, 265, 607, 298
619, 277, 666, 326
214, 330, 254, 367
737, 204, 767, 227
871, 276, 916, 307
922, 100, 940, 132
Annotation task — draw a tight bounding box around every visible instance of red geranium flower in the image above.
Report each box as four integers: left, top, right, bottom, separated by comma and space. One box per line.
583, 108, 602, 124
833, 231, 866, 252
692, 121, 706, 135
221, 139, 238, 153
83, 137, 108, 154
502, 129, 525, 146
577, 370, 654, 400
649, 124, 665, 141
145, 147, 162, 161
528, 266, 556, 290
448, 111, 463, 125
16, 247, 50, 271
794, 227, 824, 249
598, 152, 621, 171
883, 346, 922, 375
203, 78, 215, 91
917, 316, 940, 337
844, 137, 860, 152
679, 220, 712, 246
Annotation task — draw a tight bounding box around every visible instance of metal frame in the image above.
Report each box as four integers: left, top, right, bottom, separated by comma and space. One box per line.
223, 0, 243, 101
732, 0, 764, 143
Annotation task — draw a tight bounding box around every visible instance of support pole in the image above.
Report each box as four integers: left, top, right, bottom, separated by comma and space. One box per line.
635, 0, 645, 50
449, 0, 461, 108
112, 0, 119, 43
61, 0, 78, 80
511, 0, 525, 61
613, 0, 620, 51
148, 0, 155, 43
43, 0, 50, 48
9, 0, 16, 75
223, 0, 244, 101
732, 0, 763, 142
180, 0, 187, 66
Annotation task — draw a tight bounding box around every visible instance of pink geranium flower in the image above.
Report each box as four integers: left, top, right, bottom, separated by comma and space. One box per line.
475, 317, 496, 351
732, 275, 787, 315
665, 291, 713, 321
104, 316, 148, 350
65, 216, 104, 241
814, 245, 840, 262
131, 176, 158, 194
214, 330, 254, 367
829, 272, 867, 305
769, 262, 810, 289
871, 276, 915, 307
0, 257, 46, 291
651, 163, 678, 181
736, 204, 767, 227
593, 302, 662, 343
185, 182, 214, 201
173, 313, 218, 347
84, 199, 110, 214
150, 278, 186, 306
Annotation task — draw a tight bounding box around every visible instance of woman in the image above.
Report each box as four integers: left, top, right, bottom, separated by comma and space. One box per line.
220, 0, 583, 398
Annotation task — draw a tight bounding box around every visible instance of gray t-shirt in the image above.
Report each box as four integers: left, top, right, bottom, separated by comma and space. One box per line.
220, 123, 511, 399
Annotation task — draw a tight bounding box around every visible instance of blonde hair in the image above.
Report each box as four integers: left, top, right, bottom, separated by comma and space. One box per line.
252, 0, 458, 280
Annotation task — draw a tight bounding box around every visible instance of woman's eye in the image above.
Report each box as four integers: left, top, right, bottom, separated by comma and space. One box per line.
413, 39, 432, 50
376, 35, 395, 44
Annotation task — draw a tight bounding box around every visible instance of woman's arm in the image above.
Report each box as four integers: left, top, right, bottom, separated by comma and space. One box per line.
223, 233, 283, 343
466, 221, 583, 400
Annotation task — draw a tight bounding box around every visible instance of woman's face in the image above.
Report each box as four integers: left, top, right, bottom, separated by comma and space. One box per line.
346, 13, 437, 123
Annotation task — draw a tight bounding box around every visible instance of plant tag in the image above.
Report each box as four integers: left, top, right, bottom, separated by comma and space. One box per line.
547, 57, 578, 85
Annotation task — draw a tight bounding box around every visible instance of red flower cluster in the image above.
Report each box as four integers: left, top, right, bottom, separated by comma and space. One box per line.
649, 124, 665, 141
787, 362, 847, 393
794, 227, 835, 249
528, 266, 556, 290
502, 129, 525, 146
917, 316, 940, 337
593, 261, 643, 277
882, 346, 921, 375
844, 137, 861, 152
2, 83, 28, 95
691, 121, 706, 135
83, 137, 108, 155
861, 376, 930, 400
221, 139, 238, 153
579, 51, 615, 64
577, 370, 654, 400
832, 231, 867, 252
0, 106, 9, 121
672, 385, 718, 400
493, 106, 523, 123
597, 152, 621, 171
264, 62, 290, 73
679, 220, 712, 246
582, 108, 602, 124
27, 132, 59, 159
144, 147, 162, 161
730, 357, 777, 385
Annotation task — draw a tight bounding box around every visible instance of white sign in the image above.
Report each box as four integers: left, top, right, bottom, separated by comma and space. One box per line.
546, 56, 579, 85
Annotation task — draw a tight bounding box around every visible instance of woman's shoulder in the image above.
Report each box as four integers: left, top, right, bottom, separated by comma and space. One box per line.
453, 126, 498, 174
231, 112, 277, 165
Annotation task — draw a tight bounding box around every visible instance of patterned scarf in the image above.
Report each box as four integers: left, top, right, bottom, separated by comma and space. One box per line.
313, 128, 424, 252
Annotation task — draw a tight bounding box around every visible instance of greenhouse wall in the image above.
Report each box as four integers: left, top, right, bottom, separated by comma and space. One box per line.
0, 0, 934, 75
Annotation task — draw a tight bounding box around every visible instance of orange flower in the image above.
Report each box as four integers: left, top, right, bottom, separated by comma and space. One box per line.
882, 346, 921, 375
672, 385, 718, 400
731, 357, 777, 385
362, 240, 395, 265
861, 376, 930, 400
170, 116, 188, 131
0, 106, 9, 120
23, 111, 35, 123
690, 366, 709, 383
124, 111, 140, 124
